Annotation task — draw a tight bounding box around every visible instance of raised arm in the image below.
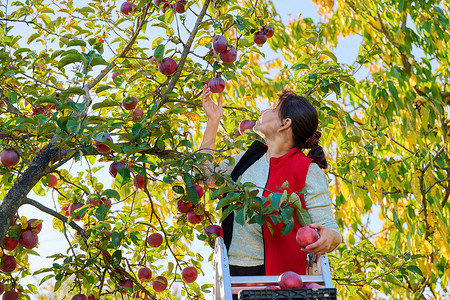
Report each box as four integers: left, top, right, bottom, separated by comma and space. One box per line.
199, 84, 223, 157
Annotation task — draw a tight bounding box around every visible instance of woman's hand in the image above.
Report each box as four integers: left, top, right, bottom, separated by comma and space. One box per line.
300, 223, 341, 255
202, 84, 223, 123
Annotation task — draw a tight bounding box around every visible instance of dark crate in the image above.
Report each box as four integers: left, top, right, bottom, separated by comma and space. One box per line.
238, 288, 337, 300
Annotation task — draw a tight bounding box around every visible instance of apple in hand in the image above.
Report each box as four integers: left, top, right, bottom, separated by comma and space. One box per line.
120, 1, 135, 15
138, 267, 153, 281
152, 276, 168, 292
0, 149, 20, 167
19, 230, 39, 249
27, 218, 43, 233
187, 210, 203, 225
219, 45, 237, 63
158, 57, 177, 76
147, 232, 163, 247
94, 133, 113, 154
109, 161, 126, 178
2, 291, 19, 300
213, 36, 228, 53
181, 266, 198, 283
122, 96, 138, 110
208, 78, 225, 93
0, 255, 17, 273
278, 271, 303, 289
1, 236, 18, 251
239, 120, 255, 135
71, 294, 88, 300
176, 199, 192, 213
296, 226, 320, 248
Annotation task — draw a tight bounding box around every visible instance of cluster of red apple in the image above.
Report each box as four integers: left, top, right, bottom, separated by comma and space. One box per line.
176, 184, 206, 225
1, 217, 43, 298
212, 35, 237, 63
253, 25, 274, 46
154, 0, 187, 14
0, 149, 20, 168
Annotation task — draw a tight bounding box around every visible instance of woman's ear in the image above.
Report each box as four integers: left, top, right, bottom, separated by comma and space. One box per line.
279, 118, 292, 131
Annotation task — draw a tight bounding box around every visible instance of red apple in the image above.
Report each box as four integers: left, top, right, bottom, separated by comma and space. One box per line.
27, 218, 43, 233
174, 0, 186, 13
129, 108, 144, 119
119, 279, 134, 289
147, 233, 163, 247
0, 149, 20, 168
122, 96, 138, 110
138, 267, 153, 281
71, 294, 88, 300
278, 271, 303, 289
181, 266, 198, 283
208, 78, 225, 93
1, 237, 18, 251
134, 174, 146, 189
161, 2, 172, 12
239, 120, 255, 135
0, 282, 4, 294
2, 291, 19, 300
187, 211, 203, 225
192, 184, 204, 199
176, 199, 192, 213
94, 133, 113, 154
302, 282, 322, 289
85, 198, 100, 207
112, 72, 122, 82
87, 294, 99, 300
153, 0, 168, 9
19, 230, 39, 249
213, 36, 228, 53
219, 46, 237, 63
205, 224, 221, 236
0, 255, 17, 273
101, 198, 112, 209
158, 57, 177, 76
263, 25, 274, 38
68, 203, 85, 221
48, 174, 58, 188
296, 226, 320, 248
61, 206, 70, 216
152, 276, 167, 292
109, 161, 126, 178
120, 1, 135, 15
253, 31, 267, 45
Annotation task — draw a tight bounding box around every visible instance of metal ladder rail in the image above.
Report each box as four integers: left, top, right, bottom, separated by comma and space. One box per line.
213, 237, 334, 299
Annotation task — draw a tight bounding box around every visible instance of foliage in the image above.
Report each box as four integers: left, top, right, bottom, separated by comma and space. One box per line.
0, 0, 449, 299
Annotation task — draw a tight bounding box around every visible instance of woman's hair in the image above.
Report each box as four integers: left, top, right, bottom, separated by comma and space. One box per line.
274, 90, 328, 169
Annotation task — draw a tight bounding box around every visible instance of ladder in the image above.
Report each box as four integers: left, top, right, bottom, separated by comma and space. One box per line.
213, 236, 335, 299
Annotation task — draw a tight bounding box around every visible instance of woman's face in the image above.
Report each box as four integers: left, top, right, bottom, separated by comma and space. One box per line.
253, 102, 282, 139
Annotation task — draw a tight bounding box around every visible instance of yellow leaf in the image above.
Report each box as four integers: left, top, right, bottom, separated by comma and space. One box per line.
20, 216, 28, 229
186, 111, 200, 122
197, 36, 212, 47
409, 74, 417, 86
423, 240, 433, 255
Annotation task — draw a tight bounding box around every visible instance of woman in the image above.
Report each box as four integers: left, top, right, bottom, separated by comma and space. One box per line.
199, 85, 341, 277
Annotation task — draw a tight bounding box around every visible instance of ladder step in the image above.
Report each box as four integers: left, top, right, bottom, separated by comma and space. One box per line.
231, 275, 324, 286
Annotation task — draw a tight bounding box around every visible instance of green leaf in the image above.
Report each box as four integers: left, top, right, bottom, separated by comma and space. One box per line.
186, 185, 200, 205
28, 33, 41, 44
220, 204, 239, 222
172, 185, 185, 194
111, 249, 122, 265
67, 39, 87, 47
92, 99, 120, 110
211, 186, 233, 200
39, 274, 55, 285
270, 193, 282, 210
58, 53, 83, 69
294, 207, 311, 227
216, 195, 239, 210
235, 208, 245, 225
406, 265, 424, 277
115, 168, 131, 189
154, 44, 165, 62
66, 120, 81, 134
95, 204, 110, 221
102, 189, 120, 200
321, 50, 337, 62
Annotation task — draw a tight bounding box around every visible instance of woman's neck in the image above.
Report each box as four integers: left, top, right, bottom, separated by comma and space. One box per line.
265, 137, 294, 162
